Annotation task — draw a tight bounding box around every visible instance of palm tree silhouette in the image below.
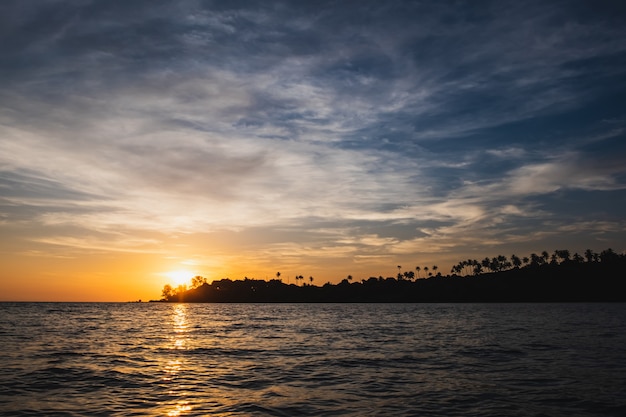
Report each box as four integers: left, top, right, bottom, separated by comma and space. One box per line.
415, 266, 421, 278
555, 249, 570, 263
480, 257, 490, 271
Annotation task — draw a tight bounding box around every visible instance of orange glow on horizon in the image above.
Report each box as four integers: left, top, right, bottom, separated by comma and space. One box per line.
0, 244, 462, 301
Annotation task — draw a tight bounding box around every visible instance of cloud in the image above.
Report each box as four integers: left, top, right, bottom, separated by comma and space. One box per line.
1, 0, 625, 280
508, 160, 621, 195
486, 148, 527, 159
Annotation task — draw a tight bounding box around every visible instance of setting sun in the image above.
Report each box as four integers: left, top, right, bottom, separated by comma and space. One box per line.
165, 270, 195, 287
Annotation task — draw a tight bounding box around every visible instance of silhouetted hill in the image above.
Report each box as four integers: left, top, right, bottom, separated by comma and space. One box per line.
159, 253, 625, 302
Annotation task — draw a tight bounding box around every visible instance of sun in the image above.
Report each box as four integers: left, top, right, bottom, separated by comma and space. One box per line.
165, 270, 195, 287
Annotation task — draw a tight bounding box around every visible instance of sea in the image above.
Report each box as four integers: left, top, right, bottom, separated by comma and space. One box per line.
1, 303, 625, 416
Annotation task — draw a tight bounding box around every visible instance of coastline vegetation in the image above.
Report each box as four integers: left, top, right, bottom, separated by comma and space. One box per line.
158, 248, 626, 303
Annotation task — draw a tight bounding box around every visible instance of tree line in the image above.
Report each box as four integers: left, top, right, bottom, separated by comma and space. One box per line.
157, 248, 625, 303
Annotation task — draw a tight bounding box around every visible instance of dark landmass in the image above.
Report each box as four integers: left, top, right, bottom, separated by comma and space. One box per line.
158, 249, 626, 302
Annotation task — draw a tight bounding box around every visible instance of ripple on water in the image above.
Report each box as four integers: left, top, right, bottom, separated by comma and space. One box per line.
1, 302, 626, 416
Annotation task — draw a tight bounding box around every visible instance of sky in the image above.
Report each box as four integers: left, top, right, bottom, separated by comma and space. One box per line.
1, 0, 626, 301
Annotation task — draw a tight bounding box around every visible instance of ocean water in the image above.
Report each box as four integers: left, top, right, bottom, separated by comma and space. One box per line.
1, 303, 625, 416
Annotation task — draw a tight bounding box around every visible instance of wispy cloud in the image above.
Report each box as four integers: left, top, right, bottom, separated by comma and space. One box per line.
1, 0, 625, 290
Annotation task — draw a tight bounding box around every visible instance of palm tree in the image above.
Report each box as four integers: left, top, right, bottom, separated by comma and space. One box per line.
415, 266, 421, 278
497, 255, 511, 270
424, 266, 429, 276
555, 249, 570, 263
309, 276, 314, 285
276, 271, 281, 281
600, 248, 618, 263
530, 253, 541, 267
432, 265, 438, 275
511, 254, 522, 269
481, 257, 491, 271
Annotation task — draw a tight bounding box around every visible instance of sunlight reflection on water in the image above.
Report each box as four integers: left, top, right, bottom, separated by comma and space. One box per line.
167, 402, 192, 417
171, 303, 189, 350
164, 304, 193, 416
1, 303, 625, 416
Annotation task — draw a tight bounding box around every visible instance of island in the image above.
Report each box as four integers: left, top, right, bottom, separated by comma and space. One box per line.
157, 248, 626, 303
